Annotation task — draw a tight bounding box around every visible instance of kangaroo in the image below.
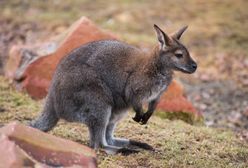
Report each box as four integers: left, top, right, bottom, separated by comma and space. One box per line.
29, 24, 197, 155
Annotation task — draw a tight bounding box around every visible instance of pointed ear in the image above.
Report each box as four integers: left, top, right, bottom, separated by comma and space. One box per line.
172, 25, 188, 40
153, 24, 171, 49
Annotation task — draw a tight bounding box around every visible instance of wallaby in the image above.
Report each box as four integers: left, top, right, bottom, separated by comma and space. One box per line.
29, 24, 197, 155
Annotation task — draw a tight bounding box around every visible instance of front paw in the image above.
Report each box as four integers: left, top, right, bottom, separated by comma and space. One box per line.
132, 114, 142, 123
140, 119, 148, 125
140, 113, 152, 125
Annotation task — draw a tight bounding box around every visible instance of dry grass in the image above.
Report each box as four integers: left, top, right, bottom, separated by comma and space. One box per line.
0, 76, 248, 167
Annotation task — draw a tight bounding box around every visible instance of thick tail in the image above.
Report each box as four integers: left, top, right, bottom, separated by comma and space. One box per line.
29, 99, 59, 132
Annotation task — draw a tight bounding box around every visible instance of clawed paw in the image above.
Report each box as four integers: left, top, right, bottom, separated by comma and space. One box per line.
133, 112, 152, 125
140, 119, 148, 125
132, 115, 142, 123
139, 113, 151, 125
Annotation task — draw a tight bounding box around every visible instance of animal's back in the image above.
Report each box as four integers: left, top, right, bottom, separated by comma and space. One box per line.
51, 40, 141, 111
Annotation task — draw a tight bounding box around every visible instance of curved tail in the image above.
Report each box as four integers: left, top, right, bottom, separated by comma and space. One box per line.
29, 98, 59, 132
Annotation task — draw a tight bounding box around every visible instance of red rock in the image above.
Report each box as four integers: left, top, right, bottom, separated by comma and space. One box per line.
0, 122, 97, 167
4, 45, 24, 80
0, 134, 41, 167
5, 42, 57, 82
13, 16, 116, 99
156, 80, 203, 124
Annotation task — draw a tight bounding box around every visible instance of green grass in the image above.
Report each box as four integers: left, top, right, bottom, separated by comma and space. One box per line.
0, 77, 41, 124
0, 76, 247, 167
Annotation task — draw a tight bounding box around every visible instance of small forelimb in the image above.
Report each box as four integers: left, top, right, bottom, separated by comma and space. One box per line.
140, 99, 159, 125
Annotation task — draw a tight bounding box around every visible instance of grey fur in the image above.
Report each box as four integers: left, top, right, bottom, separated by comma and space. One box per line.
29, 25, 197, 155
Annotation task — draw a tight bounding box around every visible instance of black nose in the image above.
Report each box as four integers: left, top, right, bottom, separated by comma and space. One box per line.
192, 63, 197, 70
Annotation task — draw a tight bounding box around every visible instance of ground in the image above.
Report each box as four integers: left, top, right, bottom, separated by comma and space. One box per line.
0, 0, 247, 134
0, 75, 248, 167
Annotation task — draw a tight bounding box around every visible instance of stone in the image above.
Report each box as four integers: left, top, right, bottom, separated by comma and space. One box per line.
156, 80, 203, 124
0, 122, 97, 167
6, 16, 116, 99
5, 42, 57, 82
0, 134, 41, 167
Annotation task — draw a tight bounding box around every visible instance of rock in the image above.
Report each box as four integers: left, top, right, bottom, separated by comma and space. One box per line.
5, 16, 116, 99
5, 42, 57, 82
0, 122, 97, 167
4, 45, 24, 80
156, 80, 203, 124
0, 134, 42, 167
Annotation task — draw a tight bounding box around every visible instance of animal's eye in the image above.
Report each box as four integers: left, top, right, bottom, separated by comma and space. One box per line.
175, 53, 183, 58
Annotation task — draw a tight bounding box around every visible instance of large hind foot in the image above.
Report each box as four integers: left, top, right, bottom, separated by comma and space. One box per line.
106, 137, 154, 151
130, 140, 154, 151
100, 145, 139, 155
116, 147, 139, 155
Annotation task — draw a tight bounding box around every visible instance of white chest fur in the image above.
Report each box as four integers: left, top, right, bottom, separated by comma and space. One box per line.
142, 72, 172, 103
143, 75, 168, 103
146, 84, 167, 102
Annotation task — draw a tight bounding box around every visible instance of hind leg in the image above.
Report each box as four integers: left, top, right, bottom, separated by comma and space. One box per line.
86, 105, 138, 155
106, 110, 154, 151
72, 92, 137, 155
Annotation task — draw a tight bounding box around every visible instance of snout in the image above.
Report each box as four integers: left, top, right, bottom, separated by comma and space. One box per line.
175, 61, 197, 74
190, 62, 197, 72
182, 61, 197, 74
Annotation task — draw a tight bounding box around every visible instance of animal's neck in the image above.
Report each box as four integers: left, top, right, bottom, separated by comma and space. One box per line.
143, 45, 173, 78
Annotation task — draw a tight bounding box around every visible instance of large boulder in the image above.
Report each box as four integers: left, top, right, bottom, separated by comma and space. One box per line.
5, 42, 57, 91
0, 122, 97, 167
156, 80, 203, 124
0, 135, 42, 167
5, 16, 117, 99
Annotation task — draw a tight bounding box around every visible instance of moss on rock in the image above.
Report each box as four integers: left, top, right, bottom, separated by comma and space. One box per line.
155, 110, 204, 125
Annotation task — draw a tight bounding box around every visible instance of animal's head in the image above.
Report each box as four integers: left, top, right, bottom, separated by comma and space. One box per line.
154, 24, 197, 74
